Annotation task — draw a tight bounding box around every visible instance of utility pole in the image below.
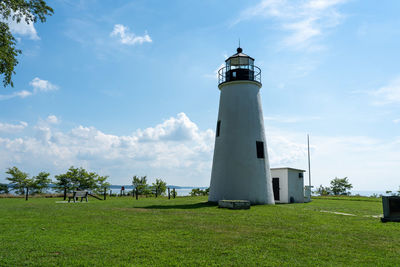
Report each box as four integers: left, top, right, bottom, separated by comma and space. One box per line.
307, 134, 311, 186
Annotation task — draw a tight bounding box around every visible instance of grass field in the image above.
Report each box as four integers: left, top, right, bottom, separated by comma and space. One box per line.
0, 196, 399, 266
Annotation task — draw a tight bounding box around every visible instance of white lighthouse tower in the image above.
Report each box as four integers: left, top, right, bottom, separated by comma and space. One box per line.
208, 47, 274, 205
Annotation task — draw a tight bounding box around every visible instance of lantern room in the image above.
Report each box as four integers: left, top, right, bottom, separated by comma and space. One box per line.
218, 47, 261, 86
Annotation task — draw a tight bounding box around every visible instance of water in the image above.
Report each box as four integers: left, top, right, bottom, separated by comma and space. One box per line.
108, 186, 206, 196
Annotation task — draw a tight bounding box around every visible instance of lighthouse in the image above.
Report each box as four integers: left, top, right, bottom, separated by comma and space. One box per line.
208, 47, 275, 205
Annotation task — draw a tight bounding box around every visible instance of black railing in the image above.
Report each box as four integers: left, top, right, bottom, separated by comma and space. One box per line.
218, 65, 261, 85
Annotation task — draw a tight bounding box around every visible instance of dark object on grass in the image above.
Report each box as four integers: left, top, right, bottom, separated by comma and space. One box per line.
88, 193, 102, 201
381, 196, 400, 222
68, 191, 88, 203
218, 200, 250, 210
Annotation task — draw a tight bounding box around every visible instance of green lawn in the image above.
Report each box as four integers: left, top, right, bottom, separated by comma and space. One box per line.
0, 196, 398, 266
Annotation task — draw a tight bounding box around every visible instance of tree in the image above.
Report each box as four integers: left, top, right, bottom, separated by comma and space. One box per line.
152, 179, 167, 196
5, 166, 29, 194
54, 172, 72, 196
0, 183, 9, 194
330, 177, 353, 196
95, 175, 110, 194
315, 185, 331, 196
55, 166, 99, 192
32, 171, 51, 194
132, 175, 149, 195
0, 0, 53, 87
190, 188, 210, 196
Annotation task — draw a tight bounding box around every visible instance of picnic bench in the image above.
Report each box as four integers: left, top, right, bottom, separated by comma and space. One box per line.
68, 191, 89, 203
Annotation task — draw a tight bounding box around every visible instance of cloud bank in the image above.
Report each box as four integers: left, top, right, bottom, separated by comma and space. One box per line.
1, 113, 399, 190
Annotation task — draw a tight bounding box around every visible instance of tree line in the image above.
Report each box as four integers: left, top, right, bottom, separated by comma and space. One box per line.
0, 167, 174, 198
0, 166, 111, 196
314, 177, 400, 197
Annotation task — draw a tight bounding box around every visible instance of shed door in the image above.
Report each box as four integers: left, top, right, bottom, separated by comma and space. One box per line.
272, 178, 280, 201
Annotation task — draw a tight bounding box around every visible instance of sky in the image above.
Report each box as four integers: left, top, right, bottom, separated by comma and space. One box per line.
0, 0, 399, 191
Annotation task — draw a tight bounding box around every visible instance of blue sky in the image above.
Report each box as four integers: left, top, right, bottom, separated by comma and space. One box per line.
0, 0, 399, 191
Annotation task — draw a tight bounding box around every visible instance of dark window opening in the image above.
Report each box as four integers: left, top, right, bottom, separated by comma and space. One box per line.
299, 172, 304, 178
256, 141, 264, 158
273, 178, 280, 201
216, 120, 221, 137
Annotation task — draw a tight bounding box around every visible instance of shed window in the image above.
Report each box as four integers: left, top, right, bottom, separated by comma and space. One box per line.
256, 141, 264, 158
216, 120, 221, 137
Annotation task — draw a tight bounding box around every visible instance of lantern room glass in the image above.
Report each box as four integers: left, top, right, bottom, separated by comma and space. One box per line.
226, 57, 254, 71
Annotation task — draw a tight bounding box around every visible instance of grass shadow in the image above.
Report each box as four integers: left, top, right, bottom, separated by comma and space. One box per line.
137, 201, 217, 210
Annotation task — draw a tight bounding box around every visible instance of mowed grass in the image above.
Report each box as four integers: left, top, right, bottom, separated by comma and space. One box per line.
0, 196, 399, 266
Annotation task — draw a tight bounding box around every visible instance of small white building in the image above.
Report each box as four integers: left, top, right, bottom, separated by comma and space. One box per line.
270, 167, 306, 204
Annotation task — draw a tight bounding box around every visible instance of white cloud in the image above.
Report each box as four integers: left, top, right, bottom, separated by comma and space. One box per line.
29, 77, 58, 93
110, 24, 152, 45
0, 90, 32, 100
46, 115, 59, 124
0, 121, 28, 133
0, 113, 214, 186
0, 78, 58, 101
235, 0, 348, 50
4, 13, 40, 40
370, 77, 400, 105
393, 119, 400, 124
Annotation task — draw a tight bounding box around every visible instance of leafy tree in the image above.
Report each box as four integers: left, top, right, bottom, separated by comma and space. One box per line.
32, 171, 51, 194
54, 173, 73, 194
0, 183, 9, 194
330, 177, 353, 196
95, 175, 110, 194
55, 166, 99, 192
70, 167, 98, 190
152, 178, 167, 196
0, 0, 53, 87
190, 188, 210, 196
5, 166, 29, 194
132, 175, 149, 195
315, 185, 331, 196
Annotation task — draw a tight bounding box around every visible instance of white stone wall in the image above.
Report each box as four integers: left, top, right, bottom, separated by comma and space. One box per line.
270, 168, 288, 203
208, 81, 274, 205
288, 169, 305, 203
271, 168, 305, 204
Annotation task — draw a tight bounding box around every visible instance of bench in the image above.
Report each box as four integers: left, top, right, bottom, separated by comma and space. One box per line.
68, 191, 88, 203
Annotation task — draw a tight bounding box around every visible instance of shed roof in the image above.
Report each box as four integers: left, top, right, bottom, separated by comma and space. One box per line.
270, 167, 306, 172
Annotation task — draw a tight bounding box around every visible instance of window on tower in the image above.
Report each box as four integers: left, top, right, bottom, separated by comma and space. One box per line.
256, 141, 264, 158
216, 120, 221, 137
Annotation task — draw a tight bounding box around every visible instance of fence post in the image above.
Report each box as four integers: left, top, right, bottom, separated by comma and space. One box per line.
173, 188, 176, 199
110, 190, 112, 197
25, 187, 28, 201
104, 188, 106, 200
155, 188, 158, 198
168, 187, 170, 199
136, 187, 138, 200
